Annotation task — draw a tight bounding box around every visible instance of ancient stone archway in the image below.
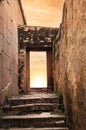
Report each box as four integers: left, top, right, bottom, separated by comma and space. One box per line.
18, 26, 58, 92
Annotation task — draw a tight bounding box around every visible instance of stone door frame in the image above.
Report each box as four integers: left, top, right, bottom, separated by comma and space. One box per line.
26, 47, 53, 92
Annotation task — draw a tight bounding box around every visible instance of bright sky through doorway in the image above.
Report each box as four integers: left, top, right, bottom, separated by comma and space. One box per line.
30, 52, 47, 88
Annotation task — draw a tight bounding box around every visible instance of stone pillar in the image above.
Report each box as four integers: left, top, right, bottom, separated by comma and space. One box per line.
47, 49, 53, 91
18, 49, 26, 93
26, 51, 30, 92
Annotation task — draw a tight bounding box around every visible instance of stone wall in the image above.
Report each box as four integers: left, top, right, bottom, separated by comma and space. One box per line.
53, 0, 86, 130
18, 26, 58, 92
0, 0, 25, 105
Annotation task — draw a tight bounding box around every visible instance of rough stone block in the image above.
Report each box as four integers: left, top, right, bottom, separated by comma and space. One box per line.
0, 17, 5, 36
6, 43, 11, 57
0, 34, 3, 53
1, 68, 10, 90
2, 52, 9, 69
13, 75, 17, 84
0, 71, 2, 90
7, 17, 14, 35
7, 70, 13, 85
9, 58, 13, 72
0, 53, 2, 72
0, 1, 4, 18
13, 59, 18, 73
2, 38, 11, 57
6, 27, 13, 44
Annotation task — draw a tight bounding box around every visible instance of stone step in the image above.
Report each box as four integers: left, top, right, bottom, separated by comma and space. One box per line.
7, 93, 59, 106
0, 112, 66, 128
1, 128, 69, 130
3, 103, 59, 115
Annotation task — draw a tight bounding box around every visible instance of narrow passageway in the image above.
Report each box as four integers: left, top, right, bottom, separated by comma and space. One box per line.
0, 0, 85, 130
0, 14, 69, 130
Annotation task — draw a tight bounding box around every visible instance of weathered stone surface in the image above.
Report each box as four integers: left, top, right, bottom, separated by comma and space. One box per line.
18, 26, 58, 49
18, 26, 57, 92
3, 103, 59, 115
0, 0, 25, 105
0, 113, 66, 128
0, 92, 68, 129
6, 92, 59, 106
18, 49, 26, 92
53, 0, 86, 130
0, 52, 2, 72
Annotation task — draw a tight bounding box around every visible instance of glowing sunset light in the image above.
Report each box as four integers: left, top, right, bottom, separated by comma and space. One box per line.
21, 0, 65, 27
30, 52, 47, 88
30, 76, 47, 88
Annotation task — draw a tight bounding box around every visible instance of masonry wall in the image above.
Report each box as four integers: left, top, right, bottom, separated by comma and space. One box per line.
53, 0, 86, 130
0, 0, 25, 105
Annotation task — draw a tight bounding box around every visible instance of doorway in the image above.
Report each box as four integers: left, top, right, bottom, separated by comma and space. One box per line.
30, 52, 47, 88
26, 49, 53, 92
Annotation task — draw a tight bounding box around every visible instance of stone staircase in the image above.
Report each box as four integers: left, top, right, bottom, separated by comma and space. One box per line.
0, 92, 69, 130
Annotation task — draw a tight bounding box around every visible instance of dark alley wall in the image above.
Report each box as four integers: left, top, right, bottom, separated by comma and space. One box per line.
53, 0, 86, 130
0, 0, 25, 105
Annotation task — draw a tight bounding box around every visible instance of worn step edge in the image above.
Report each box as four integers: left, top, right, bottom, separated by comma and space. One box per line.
0, 113, 66, 119
3, 103, 59, 114
1, 128, 69, 130
0, 120, 66, 128
3, 103, 59, 109
7, 97, 59, 106
0, 113, 66, 128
